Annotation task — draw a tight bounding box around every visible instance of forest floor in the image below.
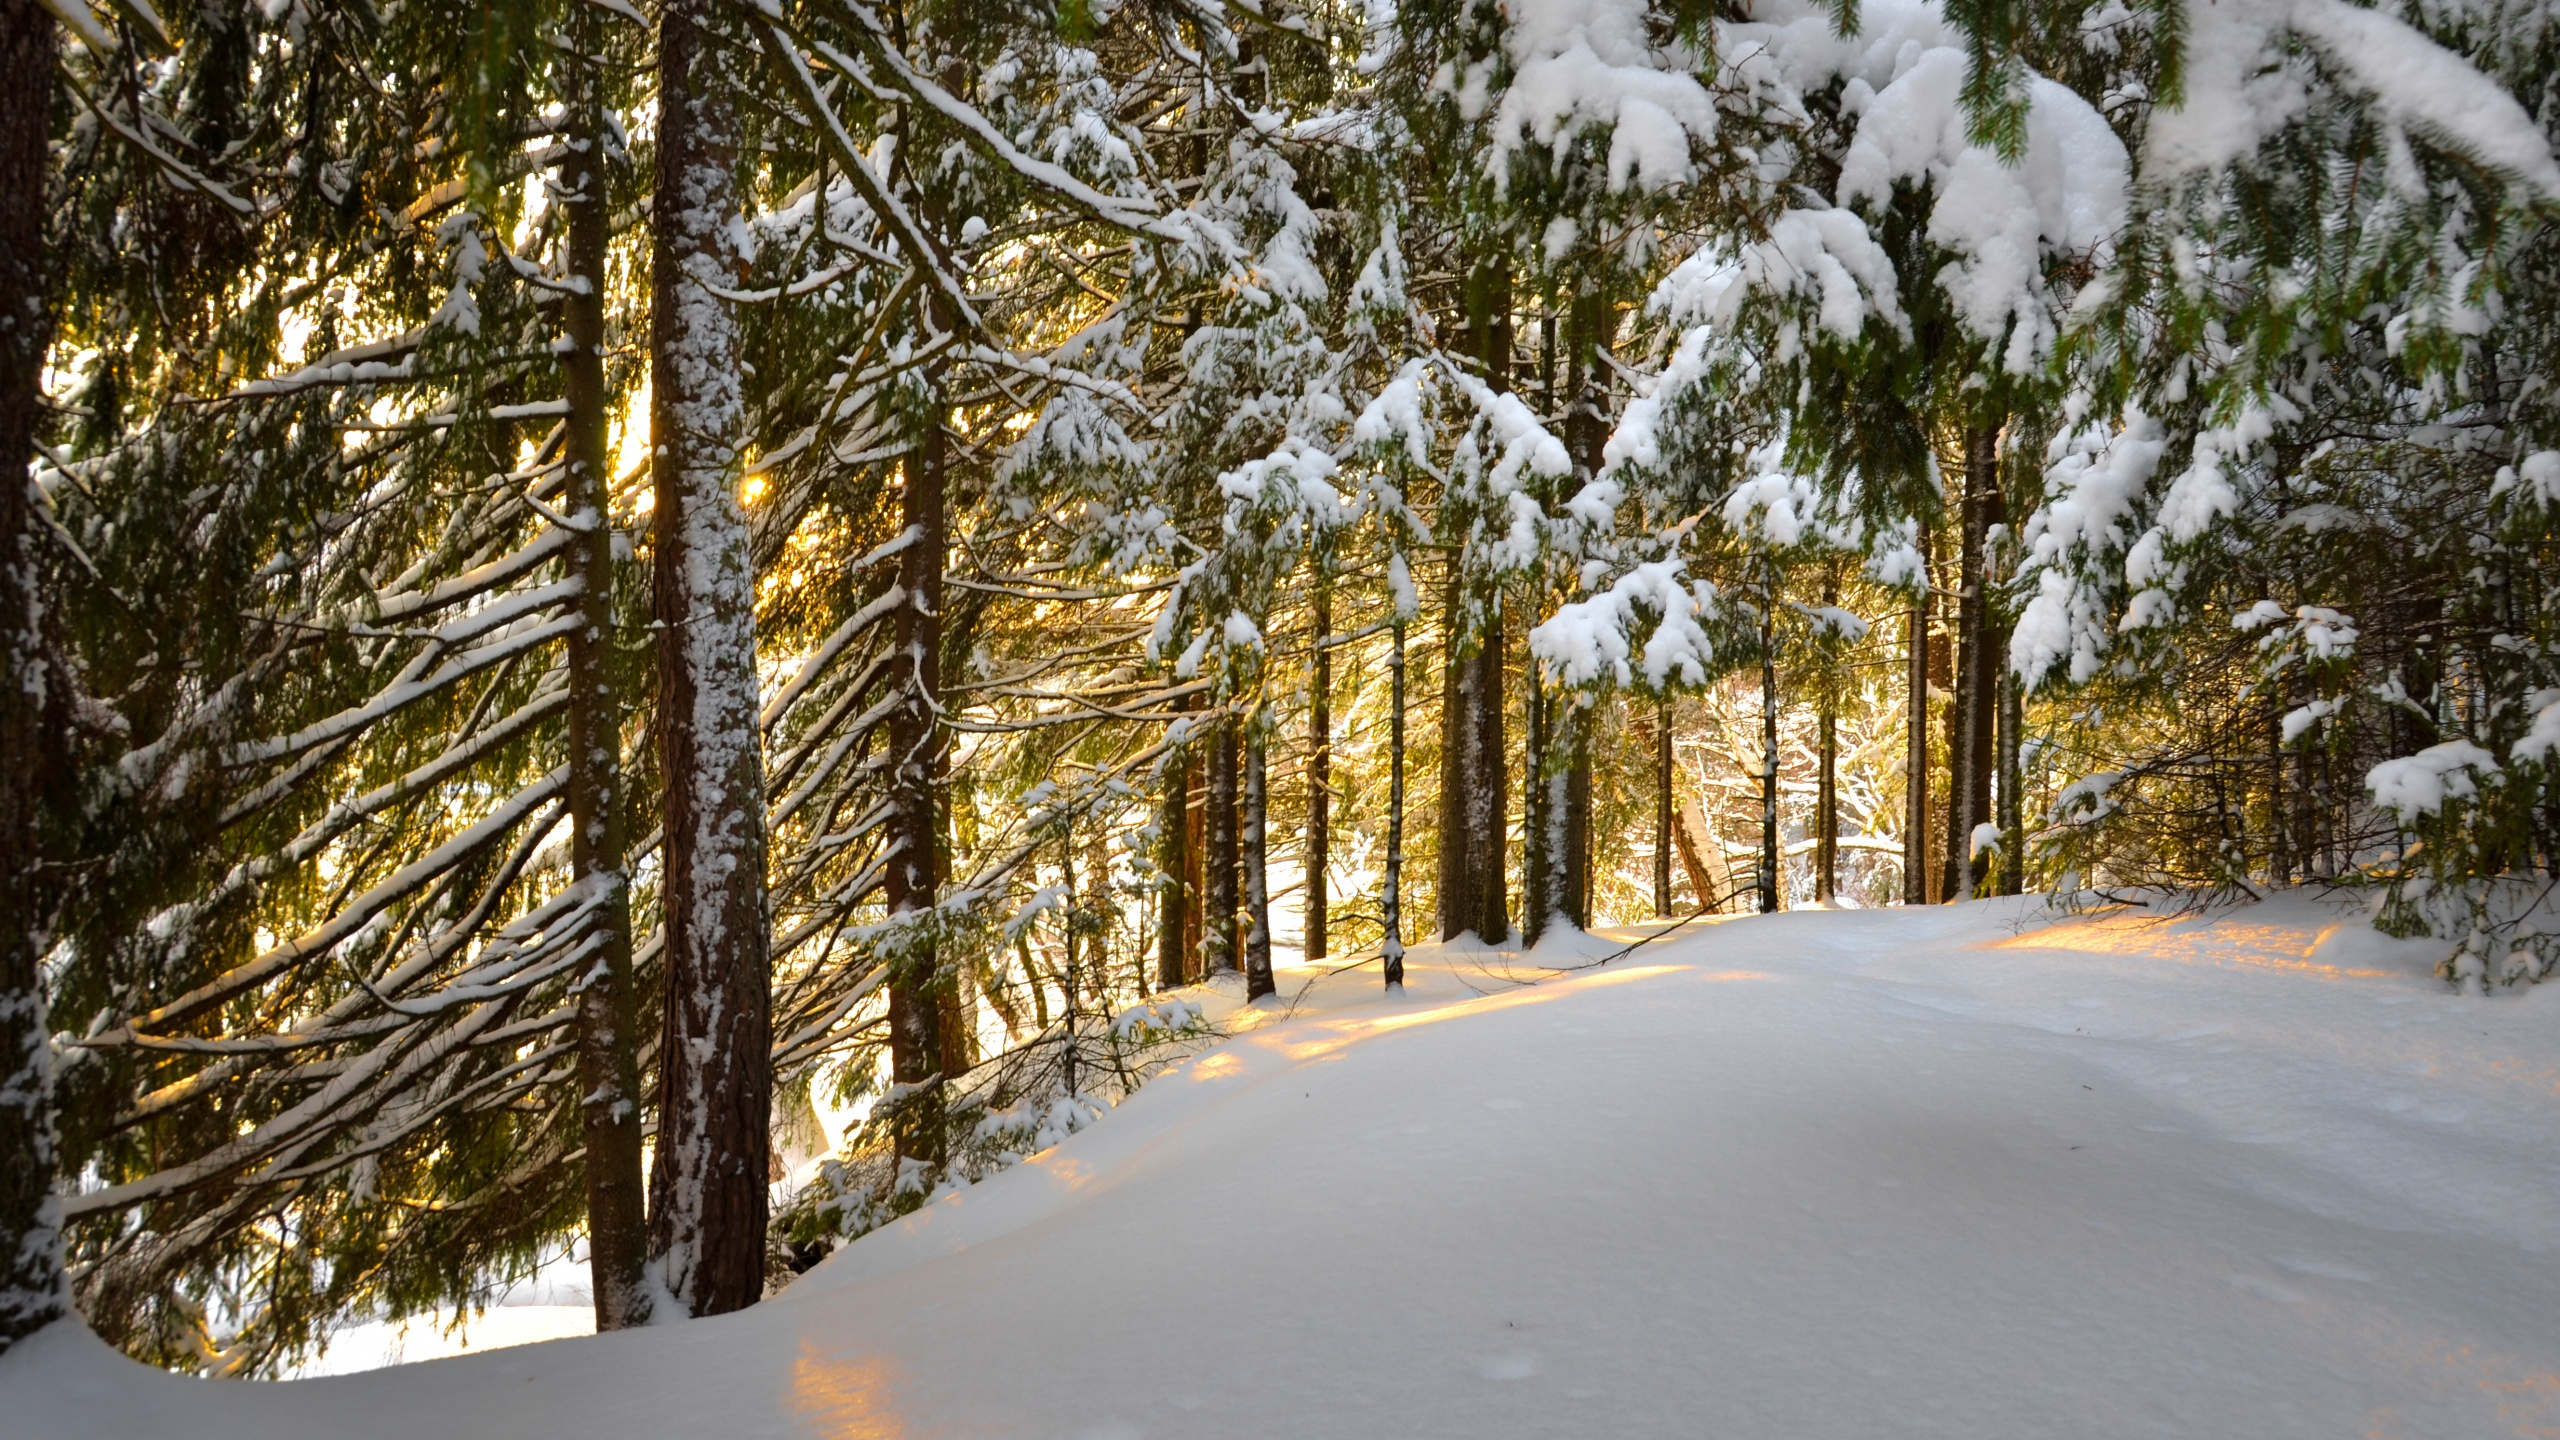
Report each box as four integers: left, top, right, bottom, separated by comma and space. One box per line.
11, 894, 2560, 1439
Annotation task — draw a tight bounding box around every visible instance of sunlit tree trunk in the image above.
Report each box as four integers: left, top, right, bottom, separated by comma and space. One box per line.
1904, 533, 1932, 906
1758, 577, 1781, 915
1384, 620, 1407, 989
1205, 711, 1239, 974
1243, 714, 1273, 1000
1157, 710, 1191, 991
1306, 580, 1330, 964
0, 0, 61, 1356
559, 20, 649, 1330
1942, 423, 2001, 901
1653, 699, 1674, 918
648, 0, 773, 1318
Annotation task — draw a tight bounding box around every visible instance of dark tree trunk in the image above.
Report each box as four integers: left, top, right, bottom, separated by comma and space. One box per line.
883, 371, 950, 1163
1243, 716, 1273, 1000
1524, 674, 1554, 943
1438, 587, 1509, 944
1817, 702, 1838, 903
2269, 684, 2290, 886
1654, 700, 1674, 918
1998, 655, 2023, 895
559, 24, 650, 1330
1904, 532, 1932, 906
1758, 584, 1781, 915
1205, 711, 1239, 974
1439, 256, 1511, 945
1156, 711, 1191, 991
1183, 755, 1205, 976
1384, 620, 1407, 989
649, 0, 772, 1319
0, 0, 61, 1356
1306, 580, 1330, 964
1941, 424, 2002, 901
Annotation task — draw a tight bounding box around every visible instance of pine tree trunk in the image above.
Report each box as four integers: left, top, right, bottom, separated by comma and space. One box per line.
1183, 755, 1205, 977
1998, 662, 2023, 896
1758, 586, 1781, 915
884, 374, 949, 1164
1439, 257, 1511, 946
1306, 581, 1329, 964
1384, 620, 1407, 989
1653, 699, 1674, 918
1941, 424, 2000, 901
559, 26, 649, 1330
1156, 713, 1190, 992
1059, 831, 1078, 1096
648, 0, 772, 1318
1904, 534, 1931, 906
1523, 673, 1552, 944
1817, 702, 1838, 904
0, 0, 61, 1356
1243, 715, 1274, 1000
1205, 711, 1239, 974
1464, 614, 1509, 942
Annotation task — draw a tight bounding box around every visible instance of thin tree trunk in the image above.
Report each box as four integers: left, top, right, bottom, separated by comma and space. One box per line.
1244, 714, 1274, 1001
1564, 711, 1591, 929
1183, 754, 1205, 976
1998, 662, 2024, 896
647, 0, 771, 1320
1759, 583, 1781, 915
1942, 423, 2000, 901
2269, 683, 2290, 886
1654, 699, 1674, 918
1205, 711, 1239, 974
1438, 579, 1469, 942
1306, 580, 1330, 964
1157, 716, 1190, 991
559, 23, 649, 1329
1524, 670, 1552, 944
1439, 591, 1509, 944
1059, 830, 1078, 1095
1904, 534, 1931, 906
0, 0, 61, 1355
1817, 701, 1838, 904
1384, 620, 1407, 989
1467, 611, 1509, 943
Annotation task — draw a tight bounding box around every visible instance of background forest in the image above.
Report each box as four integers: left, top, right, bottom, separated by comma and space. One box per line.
2, 0, 2558, 1378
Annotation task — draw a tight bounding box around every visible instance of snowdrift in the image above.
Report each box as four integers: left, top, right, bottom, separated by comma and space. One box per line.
9, 897, 2559, 1438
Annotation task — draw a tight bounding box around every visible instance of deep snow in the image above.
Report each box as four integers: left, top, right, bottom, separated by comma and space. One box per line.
9, 896, 2560, 1438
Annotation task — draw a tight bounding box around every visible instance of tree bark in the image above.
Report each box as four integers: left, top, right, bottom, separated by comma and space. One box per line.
1156, 711, 1190, 992
1942, 423, 2001, 901
559, 21, 650, 1330
1653, 699, 1674, 918
883, 372, 950, 1164
1384, 620, 1407, 989
1817, 701, 1838, 904
1758, 582, 1781, 914
0, 0, 61, 1356
1438, 257, 1510, 945
1998, 655, 2023, 896
1243, 715, 1273, 1001
1306, 580, 1330, 964
1905, 531, 1933, 906
648, 0, 773, 1319
1205, 711, 1239, 974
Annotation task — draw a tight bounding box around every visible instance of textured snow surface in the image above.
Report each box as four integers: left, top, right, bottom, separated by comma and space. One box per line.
12, 897, 2560, 1438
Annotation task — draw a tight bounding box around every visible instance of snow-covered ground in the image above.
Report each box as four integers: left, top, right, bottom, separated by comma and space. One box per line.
12, 896, 2560, 1438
